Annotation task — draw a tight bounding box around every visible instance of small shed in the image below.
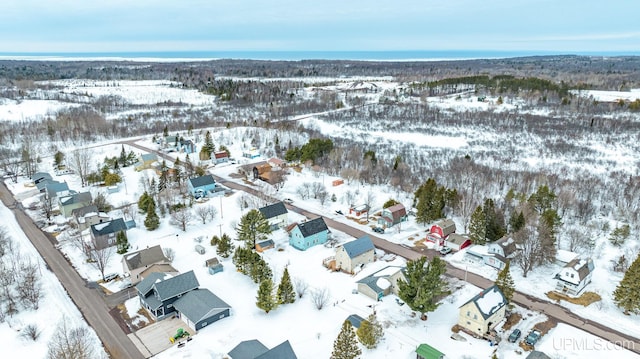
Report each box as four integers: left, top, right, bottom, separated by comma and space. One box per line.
205, 257, 223, 275
415, 343, 445, 359
349, 204, 369, 217
346, 314, 366, 330
256, 240, 275, 253
445, 233, 472, 251
195, 245, 206, 255
332, 179, 344, 187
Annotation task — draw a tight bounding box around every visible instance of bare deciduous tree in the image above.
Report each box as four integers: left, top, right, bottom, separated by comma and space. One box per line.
310, 287, 330, 310
88, 240, 115, 282
293, 277, 309, 298
20, 324, 40, 341
69, 148, 92, 187
170, 206, 193, 232
195, 205, 210, 224
46, 319, 95, 359
513, 226, 542, 278
17, 261, 42, 310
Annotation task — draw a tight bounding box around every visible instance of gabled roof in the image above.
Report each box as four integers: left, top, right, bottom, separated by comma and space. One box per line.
155, 270, 199, 301
255, 340, 297, 359
189, 175, 216, 188
90, 218, 127, 237
258, 202, 288, 219
136, 272, 170, 296
460, 285, 507, 320
446, 233, 471, 246
564, 258, 595, 280
214, 151, 229, 159
491, 236, 518, 257
205, 257, 221, 267
43, 180, 69, 195
346, 314, 366, 329
382, 203, 406, 222
228, 340, 269, 359
140, 153, 157, 162
59, 192, 92, 206
71, 205, 99, 218
31, 172, 52, 182
526, 351, 551, 359
433, 219, 456, 236
356, 266, 405, 293
415, 343, 444, 359
341, 236, 375, 259
123, 245, 168, 271
139, 264, 178, 279
295, 217, 329, 238
173, 288, 231, 324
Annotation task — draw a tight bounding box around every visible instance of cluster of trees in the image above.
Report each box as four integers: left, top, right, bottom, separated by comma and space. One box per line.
413, 178, 457, 225
397, 256, 448, 319
331, 314, 385, 359
285, 138, 334, 164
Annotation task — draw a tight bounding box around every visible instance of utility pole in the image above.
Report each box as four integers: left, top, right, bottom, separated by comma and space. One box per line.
219, 195, 223, 219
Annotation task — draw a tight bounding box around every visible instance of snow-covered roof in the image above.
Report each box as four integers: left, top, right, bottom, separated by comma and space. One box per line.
556, 249, 579, 264
376, 278, 391, 290
461, 285, 507, 320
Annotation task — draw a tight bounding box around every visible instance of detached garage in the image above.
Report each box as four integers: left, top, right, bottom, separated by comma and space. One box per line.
174, 289, 231, 332
445, 233, 472, 251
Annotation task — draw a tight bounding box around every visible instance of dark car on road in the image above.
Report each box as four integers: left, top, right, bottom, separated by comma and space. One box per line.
508, 328, 521, 343
372, 227, 385, 233
524, 330, 541, 346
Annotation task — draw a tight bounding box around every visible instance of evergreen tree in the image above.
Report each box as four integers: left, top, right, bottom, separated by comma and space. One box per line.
236, 209, 272, 249
216, 233, 233, 258
138, 192, 153, 215
413, 178, 457, 225
249, 258, 272, 284
256, 278, 277, 313
163, 125, 169, 137
202, 131, 215, 157
158, 170, 168, 193
331, 320, 361, 359
397, 256, 448, 318
116, 231, 129, 254
277, 268, 296, 304
118, 145, 127, 166
614, 254, 640, 314
494, 261, 515, 302
483, 198, 506, 241
356, 314, 384, 349
528, 185, 556, 213
144, 202, 160, 230
509, 211, 525, 233
383, 199, 400, 209
469, 205, 486, 244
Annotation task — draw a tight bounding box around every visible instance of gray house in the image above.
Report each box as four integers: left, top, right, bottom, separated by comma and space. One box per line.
137, 271, 200, 321
356, 266, 406, 301
89, 218, 127, 249
71, 205, 110, 231
174, 288, 231, 331
122, 245, 171, 284
59, 192, 92, 218
228, 339, 297, 359
258, 202, 288, 231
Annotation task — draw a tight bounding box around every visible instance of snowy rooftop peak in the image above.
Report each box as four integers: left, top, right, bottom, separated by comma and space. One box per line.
475, 286, 506, 317
574, 259, 586, 270
502, 237, 514, 246
93, 222, 109, 231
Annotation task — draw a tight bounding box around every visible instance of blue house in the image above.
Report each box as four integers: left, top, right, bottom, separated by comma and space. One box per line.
188, 175, 217, 198
289, 217, 330, 251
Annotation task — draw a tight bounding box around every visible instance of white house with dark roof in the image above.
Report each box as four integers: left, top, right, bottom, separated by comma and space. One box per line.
58, 192, 92, 218
334, 235, 375, 274
258, 202, 288, 231
89, 217, 127, 249
356, 266, 406, 301
122, 245, 171, 284
457, 285, 507, 336
71, 204, 110, 231
485, 236, 519, 270
555, 257, 595, 296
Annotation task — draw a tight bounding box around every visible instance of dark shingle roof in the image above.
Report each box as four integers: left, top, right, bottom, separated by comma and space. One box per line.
43, 180, 69, 195
71, 205, 99, 218
526, 351, 551, 359
255, 340, 297, 359
90, 218, 127, 237
59, 192, 92, 206
173, 288, 231, 324
228, 340, 269, 359
258, 202, 288, 219
154, 270, 200, 301
189, 175, 216, 188
136, 272, 168, 296
123, 245, 167, 271
460, 285, 507, 320
342, 236, 375, 258
296, 217, 328, 238
346, 314, 366, 329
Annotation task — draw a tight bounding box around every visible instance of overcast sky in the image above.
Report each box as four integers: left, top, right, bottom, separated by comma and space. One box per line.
0, 0, 638, 54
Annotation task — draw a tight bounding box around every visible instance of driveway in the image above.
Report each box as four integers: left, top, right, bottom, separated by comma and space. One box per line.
128, 317, 194, 357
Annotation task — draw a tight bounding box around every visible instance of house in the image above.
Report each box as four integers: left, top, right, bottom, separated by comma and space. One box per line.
41, 180, 70, 199
173, 288, 231, 332
555, 258, 595, 296
349, 204, 369, 217
205, 257, 224, 275
137, 271, 197, 320
138, 264, 179, 282
255, 240, 275, 253
485, 236, 519, 270
457, 285, 507, 337
526, 351, 551, 359
289, 217, 330, 251
555, 249, 579, 266
332, 179, 344, 187
378, 203, 408, 228
445, 234, 472, 251
31, 172, 52, 185
346, 314, 366, 330
267, 157, 286, 169
356, 266, 406, 301
122, 245, 171, 284
242, 148, 260, 159
71, 204, 110, 231
334, 235, 376, 274
228, 339, 298, 359
415, 343, 445, 359
213, 150, 230, 164
187, 175, 217, 198
89, 218, 128, 250
134, 153, 158, 172
58, 192, 92, 218
258, 202, 288, 231
178, 139, 196, 154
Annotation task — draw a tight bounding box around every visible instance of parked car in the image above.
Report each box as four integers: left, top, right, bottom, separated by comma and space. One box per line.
283, 198, 294, 204
508, 328, 521, 343
335, 210, 344, 215
439, 246, 452, 255
103, 273, 119, 282
372, 227, 385, 234
524, 330, 541, 346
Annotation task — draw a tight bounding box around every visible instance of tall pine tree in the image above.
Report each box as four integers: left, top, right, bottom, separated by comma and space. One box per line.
277, 268, 296, 304
144, 202, 160, 230
469, 205, 486, 244
494, 261, 515, 303
116, 231, 129, 254
216, 233, 233, 258
614, 254, 640, 314
256, 278, 277, 313
331, 320, 361, 359
397, 256, 448, 319
236, 209, 272, 250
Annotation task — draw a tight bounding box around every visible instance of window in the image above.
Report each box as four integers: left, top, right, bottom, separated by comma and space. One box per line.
167, 304, 173, 308
466, 311, 470, 317
466, 321, 471, 325
220, 314, 225, 318
201, 322, 207, 327
570, 274, 574, 278
473, 314, 477, 320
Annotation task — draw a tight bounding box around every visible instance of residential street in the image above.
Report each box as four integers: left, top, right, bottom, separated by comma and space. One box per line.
0, 181, 144, 359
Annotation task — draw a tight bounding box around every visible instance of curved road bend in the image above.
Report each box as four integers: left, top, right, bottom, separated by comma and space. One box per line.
0, 182, 144, 359
125, 140, 640, 354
